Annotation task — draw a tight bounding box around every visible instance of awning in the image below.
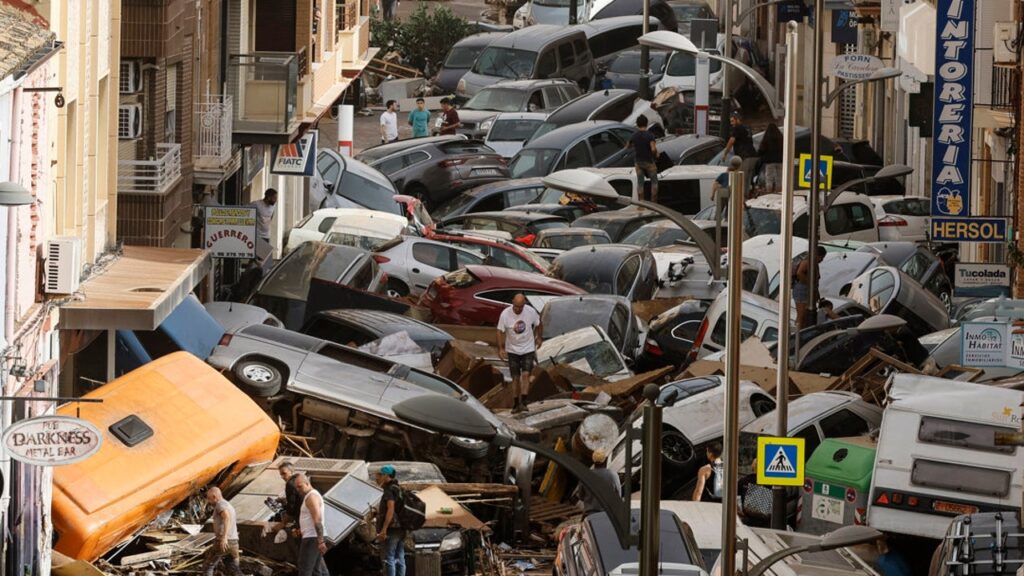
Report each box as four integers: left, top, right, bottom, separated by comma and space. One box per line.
61, 247, 211, 331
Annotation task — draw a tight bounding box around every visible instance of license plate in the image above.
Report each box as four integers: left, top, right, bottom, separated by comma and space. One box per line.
933, 501, 978, 515
811, 494, 845, 524
473, 168, 502, 176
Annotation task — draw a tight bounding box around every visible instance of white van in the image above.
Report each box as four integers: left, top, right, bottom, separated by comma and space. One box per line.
868, 374, 1024, 539
691, 290, 785, 359
743, 192, 880, 243
657, 165, 727, 216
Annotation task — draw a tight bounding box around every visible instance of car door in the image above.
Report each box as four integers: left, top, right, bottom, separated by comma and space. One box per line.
588, 129, 627, 168
559, 140, 593, 170
408, 241, 457, 293
615, 255, 641, 299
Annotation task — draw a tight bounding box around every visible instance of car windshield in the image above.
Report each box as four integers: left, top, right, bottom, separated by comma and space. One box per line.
337, 170, 400, 214
547, 341, 624, 377
665, 51, 722, 76
543, 302, 615, 337
547, 260, 616, 293
489, 118, 545, 141
509, 148, 560, 178
538, 232, 609, 250
465, 88, 528, 112
472, 47, 536, 79
529, 122, 559, 141
433, 193, 479, 220
324, 232, 393, 251
622, 224, 689, 248
673, 4, 709, 18
745, 207, 783, 236
257, 243, 362, 301
445, 46, 483, 69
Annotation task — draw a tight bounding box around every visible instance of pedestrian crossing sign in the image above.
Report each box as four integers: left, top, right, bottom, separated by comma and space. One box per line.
797, 153, 833, 190
756, 436, 805, 486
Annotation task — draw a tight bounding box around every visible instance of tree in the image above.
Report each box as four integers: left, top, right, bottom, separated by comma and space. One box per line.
370, 4, 471, 74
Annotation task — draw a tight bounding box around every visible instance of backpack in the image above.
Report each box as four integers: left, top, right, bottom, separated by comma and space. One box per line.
395, 487, 427, 530
791, 254, 807, 283
710, 460, 724, 500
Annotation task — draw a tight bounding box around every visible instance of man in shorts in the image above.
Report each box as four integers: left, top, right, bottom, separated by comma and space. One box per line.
497, 293, 543, 413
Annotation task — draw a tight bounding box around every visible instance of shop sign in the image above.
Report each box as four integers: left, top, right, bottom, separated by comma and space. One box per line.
831, 54, 884, 81
205, 206, 257, 259
961, 322, 1008, 367
2, 416, 102, 466
930, 0, 975, 221
271, 130, 318, 176
954, 263, 1011, 298
930, 217, 1007, 243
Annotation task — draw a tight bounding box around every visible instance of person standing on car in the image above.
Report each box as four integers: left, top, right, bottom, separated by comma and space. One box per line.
375, 464, 407, 576
723, 111, 758, 193
497, 293, 543, 414
794, 246, 826, 329
408, 98, 431, 139
439, 98, 461, 136
381, 100, 399, 144
295, 474, 330, 576
758, 123, 784, 196
626, 116, 659, 203
203, 488, 243, 576
692, 442, 724, 502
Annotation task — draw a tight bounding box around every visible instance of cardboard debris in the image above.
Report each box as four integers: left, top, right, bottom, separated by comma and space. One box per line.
417, 485, 489, 532
632, 296, 691, 323
829, 347, 921, 404
52, 553, 109, 576
582, 366, 675, 398
437, 324, 499, 346
683, 359, 835, 396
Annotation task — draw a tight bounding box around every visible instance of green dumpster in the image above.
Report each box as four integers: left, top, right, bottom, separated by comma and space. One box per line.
799, 437, 876, 535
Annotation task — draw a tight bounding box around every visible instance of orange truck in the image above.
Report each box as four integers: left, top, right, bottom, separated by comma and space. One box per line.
52, 352, 280, 561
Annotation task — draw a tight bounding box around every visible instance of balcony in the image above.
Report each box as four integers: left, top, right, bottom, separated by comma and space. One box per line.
227, 52, 300, 142
991, 66, 1017, 110
118, 144, 183, 195
194, 96, 233, 169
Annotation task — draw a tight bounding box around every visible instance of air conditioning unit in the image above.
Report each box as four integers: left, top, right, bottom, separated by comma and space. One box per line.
994, 22, 1016, 65
119, 61, 142, 94
118, 104, 142, 139
44, 237, 82, 295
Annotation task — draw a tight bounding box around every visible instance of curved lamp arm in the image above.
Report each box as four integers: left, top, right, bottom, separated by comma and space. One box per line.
704, 53, 784, 118
823, 69, 902, 107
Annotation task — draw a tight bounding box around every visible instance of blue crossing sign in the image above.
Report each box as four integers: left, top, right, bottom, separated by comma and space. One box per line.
797, 154, 833, 190
756, 436, 805, 486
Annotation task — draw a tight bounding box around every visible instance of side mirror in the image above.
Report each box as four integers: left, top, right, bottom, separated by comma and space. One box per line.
323, 181, 335, 194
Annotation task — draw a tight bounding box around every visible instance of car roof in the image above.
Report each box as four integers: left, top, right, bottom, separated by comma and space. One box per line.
319, 150, 394, 190
492, 24, 585, 49
315, 309, 448, 336
464, 264, 585, 290
745, 391, 865, 434
556, 243, 643, 264
485, 78, 574, 90
523, 120, 630, 148
453, 31, 507, 48
660, 164, 727, 179
543, 293, 629, 311
356, 135, 465, 162
656, 133, 724, 154
536, 227, 610, 238
574, 15, 661, 36
463, 177, 546, 197
471, 210, 568, 223
575, 208, 660, 224
545, 90, 638, 125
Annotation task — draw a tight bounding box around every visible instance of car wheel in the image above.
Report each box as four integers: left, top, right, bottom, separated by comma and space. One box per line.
449, 436, 490, 460
940, 290, 952, 314
386, 279, 410, 299
233, 359, 283, 397
661, 429, 695, 466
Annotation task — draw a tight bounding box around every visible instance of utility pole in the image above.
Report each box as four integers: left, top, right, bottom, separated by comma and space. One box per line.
720, 0, 733, 137
806, 0, 826, 322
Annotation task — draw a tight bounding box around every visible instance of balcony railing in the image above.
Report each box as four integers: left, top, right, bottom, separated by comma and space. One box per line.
118, 144, 182, 195
991, 66, 1017, 110
227, 52, 298, 135
194, 95, 233, 169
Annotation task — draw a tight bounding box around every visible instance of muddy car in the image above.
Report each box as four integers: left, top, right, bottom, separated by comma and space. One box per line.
208, 324, 509, 480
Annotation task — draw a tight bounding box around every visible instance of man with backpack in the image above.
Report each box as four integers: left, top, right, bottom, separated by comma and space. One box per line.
375, 464, 409, 576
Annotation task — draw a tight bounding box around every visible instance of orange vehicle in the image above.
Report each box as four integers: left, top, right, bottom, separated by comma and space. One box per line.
52, 352, 280, 561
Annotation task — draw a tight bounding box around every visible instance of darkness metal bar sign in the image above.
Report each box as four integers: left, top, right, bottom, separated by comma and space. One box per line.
930, 0, 974, 224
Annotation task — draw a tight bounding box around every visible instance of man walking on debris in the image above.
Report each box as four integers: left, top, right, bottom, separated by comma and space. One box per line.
203, 487, 243, 576
497, 293, 543, 414
295, 474, 331, 576
375, 464, 407, 576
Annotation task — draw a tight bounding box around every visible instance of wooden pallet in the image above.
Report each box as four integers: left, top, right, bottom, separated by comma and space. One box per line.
366, 58, 421, 78
529, 496, 580, 524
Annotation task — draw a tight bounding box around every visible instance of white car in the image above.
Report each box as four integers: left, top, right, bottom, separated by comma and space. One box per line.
655, 47, 725, 93
743, 191, 880, 243
376, 236, 485, 298
870, 195, 930, 242
484, 112, 548, 159
322, 209, 409, 251
536, 325, 632, 381
284, 208, 399, 254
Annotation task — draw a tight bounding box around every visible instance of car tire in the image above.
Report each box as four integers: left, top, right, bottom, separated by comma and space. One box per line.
940, 290, 952, 314
233, 359, 283, 397
387, 279, 410, 299
661, 429, 695, 467
449, 436, 490, 460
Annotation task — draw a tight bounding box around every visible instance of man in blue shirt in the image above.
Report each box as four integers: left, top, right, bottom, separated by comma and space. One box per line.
408, 98, 431, 139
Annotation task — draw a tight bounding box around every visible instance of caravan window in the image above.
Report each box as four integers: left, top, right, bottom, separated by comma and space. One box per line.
911, 459, 1012, 498
918, 416, 1016, 455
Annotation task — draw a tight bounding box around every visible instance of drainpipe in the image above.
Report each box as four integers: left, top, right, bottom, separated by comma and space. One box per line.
6, 86, 22, 348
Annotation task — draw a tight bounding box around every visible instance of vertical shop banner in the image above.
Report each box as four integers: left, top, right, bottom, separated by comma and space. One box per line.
930, 0, 974, 222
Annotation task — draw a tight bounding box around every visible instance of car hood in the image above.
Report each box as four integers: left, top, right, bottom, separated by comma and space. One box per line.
458, 109, 503, 124
436, 68, 470, 93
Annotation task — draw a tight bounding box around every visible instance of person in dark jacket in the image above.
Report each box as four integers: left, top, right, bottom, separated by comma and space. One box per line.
758, 123, 784, 195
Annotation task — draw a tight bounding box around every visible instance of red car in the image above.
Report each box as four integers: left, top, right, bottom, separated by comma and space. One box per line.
419, 265, 586, 325
426, 229, 549, 274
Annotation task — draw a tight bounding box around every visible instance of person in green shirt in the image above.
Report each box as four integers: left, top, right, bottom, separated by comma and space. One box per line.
408, 98, 431, 138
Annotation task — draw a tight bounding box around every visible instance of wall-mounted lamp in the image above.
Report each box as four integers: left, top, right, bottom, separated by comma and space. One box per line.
22, 86, 64, 108
0, 183, 34, 206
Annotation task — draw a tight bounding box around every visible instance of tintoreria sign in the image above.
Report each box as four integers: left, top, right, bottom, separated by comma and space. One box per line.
2, 415, 103, 466
930, 0, 975, 238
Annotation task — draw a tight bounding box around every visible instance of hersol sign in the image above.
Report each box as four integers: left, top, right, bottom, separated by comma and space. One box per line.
2, 416, 102, 466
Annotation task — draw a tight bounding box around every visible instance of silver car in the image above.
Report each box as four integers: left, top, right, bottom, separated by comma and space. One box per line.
375, 235, 485, 298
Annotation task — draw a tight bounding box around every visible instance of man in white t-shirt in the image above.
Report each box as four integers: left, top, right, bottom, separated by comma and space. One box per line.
497, 293, 543, 413
380, 100, 399, 144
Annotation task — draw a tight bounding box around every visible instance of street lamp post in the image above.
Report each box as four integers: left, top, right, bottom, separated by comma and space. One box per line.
638, 384, 662, 576
806, 67, 903, 323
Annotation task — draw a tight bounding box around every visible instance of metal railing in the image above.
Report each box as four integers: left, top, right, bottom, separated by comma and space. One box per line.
337, 0, 358, 31
118, 144, 182, 195
195, 95, 233, 168
991, 66, 1017, 110
227, 52, 298, 134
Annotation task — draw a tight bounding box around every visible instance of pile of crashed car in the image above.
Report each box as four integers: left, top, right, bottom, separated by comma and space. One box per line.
52, 8, 1024, 573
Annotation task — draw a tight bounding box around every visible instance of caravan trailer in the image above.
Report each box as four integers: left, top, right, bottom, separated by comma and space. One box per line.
868, 374, 1024, 539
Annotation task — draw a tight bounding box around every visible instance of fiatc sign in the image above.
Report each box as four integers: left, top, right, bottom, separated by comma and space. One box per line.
205, 206, 258, 259
930, 0, 976, 238
2, 416, 103, 466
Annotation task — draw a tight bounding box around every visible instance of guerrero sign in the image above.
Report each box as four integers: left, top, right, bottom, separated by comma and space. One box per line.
930, 0, 974, 223
3, 415, 102, 466
832, 54, 884, 81
205, 206, 257, 259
